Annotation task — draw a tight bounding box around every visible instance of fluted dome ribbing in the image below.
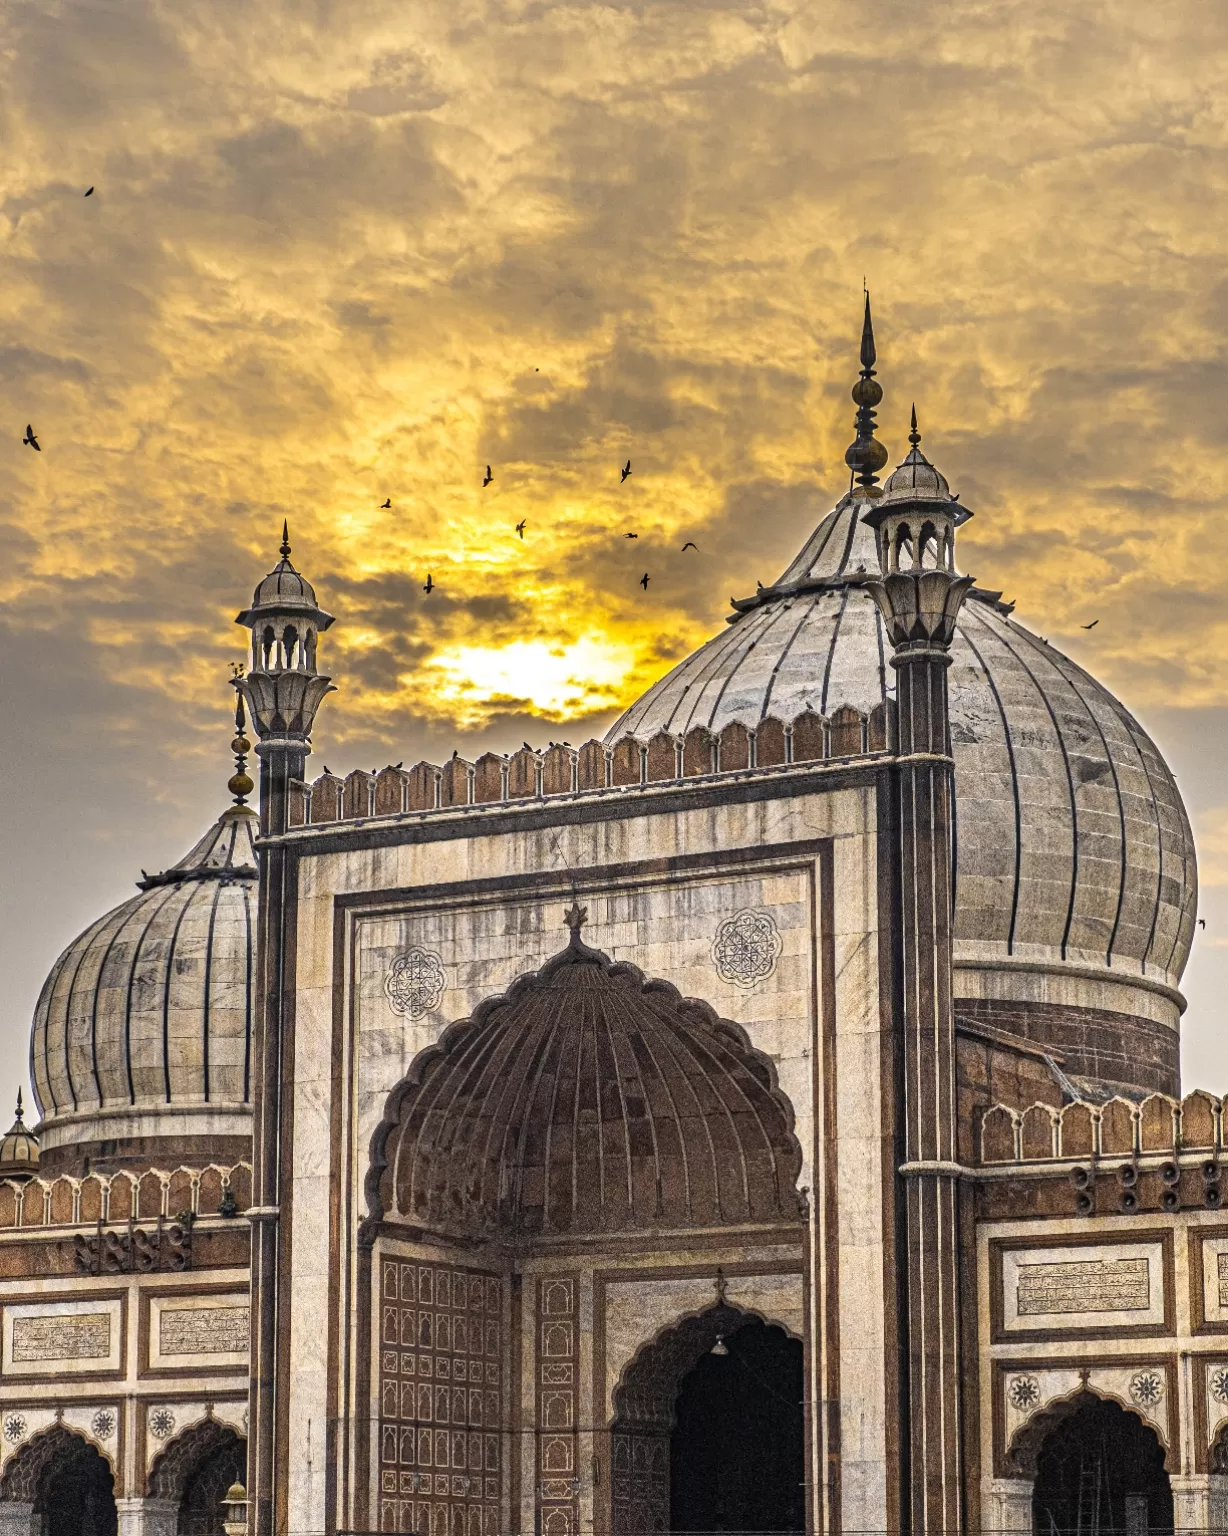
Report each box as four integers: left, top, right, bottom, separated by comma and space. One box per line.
610, 492, 1198, 1091
30, 806, 257, 1157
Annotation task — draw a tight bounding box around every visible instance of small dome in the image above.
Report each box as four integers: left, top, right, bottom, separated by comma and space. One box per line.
0, 1093, 39, 1181
880, 444, 952, 505
30, 805, 257, 1165
368, 924, 804, 1237
609, 492, 1198, 1095
247, 555, 319, 614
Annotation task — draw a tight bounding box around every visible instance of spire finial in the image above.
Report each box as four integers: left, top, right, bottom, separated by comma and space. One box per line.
909, 404, 920, 450
14, 1089, 23, 1124
280, 520, 291, 560
562, 900, 588, 942
844, 292, 889, 498
227, 691, 254, 806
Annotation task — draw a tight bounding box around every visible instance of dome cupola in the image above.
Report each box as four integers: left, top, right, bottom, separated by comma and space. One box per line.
609, 328, 1197, 1097
0, 1092, 39, 1182
30, 799, 258, 1175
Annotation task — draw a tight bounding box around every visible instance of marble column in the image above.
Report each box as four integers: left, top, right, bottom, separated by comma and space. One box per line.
115, 1497, 179, 1536
0, 1502, 35, 1536
1170, 1474, 1228, 1531
986, 1477, 1033, 1534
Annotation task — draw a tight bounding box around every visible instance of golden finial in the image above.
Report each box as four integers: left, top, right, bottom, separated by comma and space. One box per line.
227, 693, 254, 805
843, 292, 889, 498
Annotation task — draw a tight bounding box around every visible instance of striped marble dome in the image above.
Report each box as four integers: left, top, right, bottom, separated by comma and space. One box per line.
610, 488, 1198, 1092
30, 805, 257, 1162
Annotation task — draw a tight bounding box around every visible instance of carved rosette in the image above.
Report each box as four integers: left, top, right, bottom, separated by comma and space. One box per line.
1002, 1365, 1172, 1472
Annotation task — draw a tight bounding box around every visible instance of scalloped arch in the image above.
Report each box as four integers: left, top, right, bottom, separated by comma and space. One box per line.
365, 931, 804, 1240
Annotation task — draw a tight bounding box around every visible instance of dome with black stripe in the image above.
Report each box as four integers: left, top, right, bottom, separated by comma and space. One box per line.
610, 471, 1198, 1097
29, 805, 256, 1171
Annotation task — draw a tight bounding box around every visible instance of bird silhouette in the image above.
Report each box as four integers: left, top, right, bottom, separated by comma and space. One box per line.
621, 460, 632, 483
324, 766, 332, 775
22, 425, 40, 451
516, 520, 526, 538
640, 573, 649, 590
394, 761, 403, 769
423, 573, 434, 594
623, 532, 638, 539
681, 541, 698, 552
381, 498, 391, 509
1081, 619, 1099, 629
1199, 918, 1206, 929
483, 465, 493, 487
84, 187, 94, 197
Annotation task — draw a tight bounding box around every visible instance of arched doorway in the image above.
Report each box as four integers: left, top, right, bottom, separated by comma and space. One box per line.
611, 1306, 804, 1535
149, 1419, 246, 1536
1031, 1394, 1173, 1536
0, 1427, 117, 1536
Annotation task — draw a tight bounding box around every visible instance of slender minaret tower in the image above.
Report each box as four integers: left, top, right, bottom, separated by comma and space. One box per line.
865, 410, 973, 1535
233, 524, 335, 1536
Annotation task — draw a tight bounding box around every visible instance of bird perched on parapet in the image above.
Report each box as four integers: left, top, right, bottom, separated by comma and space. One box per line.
395, 761, 403, 769
621, 460, 632, 482
483, 465, 493, 487
323, 767, 332, 775
640, 573, 650, 590
682, 541, 698, 551
381, 498, 391, 509
516, 520, 526, 538
22, 425, 39, 450
423, 573, 434, 594
1081, 619, 1099, 629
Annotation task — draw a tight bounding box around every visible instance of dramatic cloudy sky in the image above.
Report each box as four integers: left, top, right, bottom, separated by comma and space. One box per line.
3, 0, 1228, 1113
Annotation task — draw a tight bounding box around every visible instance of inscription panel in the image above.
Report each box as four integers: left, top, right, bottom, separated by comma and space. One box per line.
1016, 1258, 1150, 1317
1197, 1236, 1228, 1327
161, 1306, 248, 1356
147, 1293, 249, 1370
1000, 1242, 1165, 1334
2, 1297, 123, 1376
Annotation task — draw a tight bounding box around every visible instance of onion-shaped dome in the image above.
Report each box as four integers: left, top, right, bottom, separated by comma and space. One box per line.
0, 1092, 39, 1181
367, 918, 804, 1238
610, 479, 1197, 1097
30, 805, 257, 1167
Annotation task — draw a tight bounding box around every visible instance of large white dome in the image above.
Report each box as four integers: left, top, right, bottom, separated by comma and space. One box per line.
610, 489, 1197, 1095
30, 805, 257, 1168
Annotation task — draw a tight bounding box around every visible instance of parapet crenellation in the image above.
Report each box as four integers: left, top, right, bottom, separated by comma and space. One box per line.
980, 1090, 1226, 1165
289, 701, 897, 827
0, 1161, 251, 1230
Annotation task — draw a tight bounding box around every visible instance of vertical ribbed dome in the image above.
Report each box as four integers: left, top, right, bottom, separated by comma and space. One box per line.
610, 492, 1198, 1094
30, 806, 257, 1163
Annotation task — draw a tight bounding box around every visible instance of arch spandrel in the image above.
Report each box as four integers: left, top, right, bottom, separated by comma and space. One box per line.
365, 923, 804, 1242
1006, 1383, 1173, 1477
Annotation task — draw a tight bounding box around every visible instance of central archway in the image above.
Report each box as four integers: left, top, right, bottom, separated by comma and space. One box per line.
1031, 1394, 1173, 1536
1, 1427, 117, 1536
611, 1306, 804, 1535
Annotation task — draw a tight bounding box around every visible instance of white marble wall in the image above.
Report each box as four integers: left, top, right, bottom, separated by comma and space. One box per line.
285, 779, 889, 1536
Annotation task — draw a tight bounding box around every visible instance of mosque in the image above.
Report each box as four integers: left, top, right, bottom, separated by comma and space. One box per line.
2, 301, 1224, 1536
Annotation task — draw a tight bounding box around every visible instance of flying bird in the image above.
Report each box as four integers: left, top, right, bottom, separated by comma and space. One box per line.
84, 187, 94, 197
483, 465, 493, 487
1081, 619, 1099, 629
22, 425, 39, 451
640, 573, 650, 590
623, 532, 638, 539
681, 541, 698, 552
515, 520, 526, 538
381, 498, 391, 509
423, 573, 434, 594
621, 460, 632, 483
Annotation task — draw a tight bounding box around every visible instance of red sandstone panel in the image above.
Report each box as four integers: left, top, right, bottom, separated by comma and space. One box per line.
790, 709, 826, 764
717, 721, 751, 771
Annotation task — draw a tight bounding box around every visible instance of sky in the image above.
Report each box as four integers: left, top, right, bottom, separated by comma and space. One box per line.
2, 0, 1227, 1118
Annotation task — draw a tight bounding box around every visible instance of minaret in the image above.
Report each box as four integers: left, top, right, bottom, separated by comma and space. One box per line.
843, 292, 890, 498
233, 524, 335, 1536
865, 413, 972, 1535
